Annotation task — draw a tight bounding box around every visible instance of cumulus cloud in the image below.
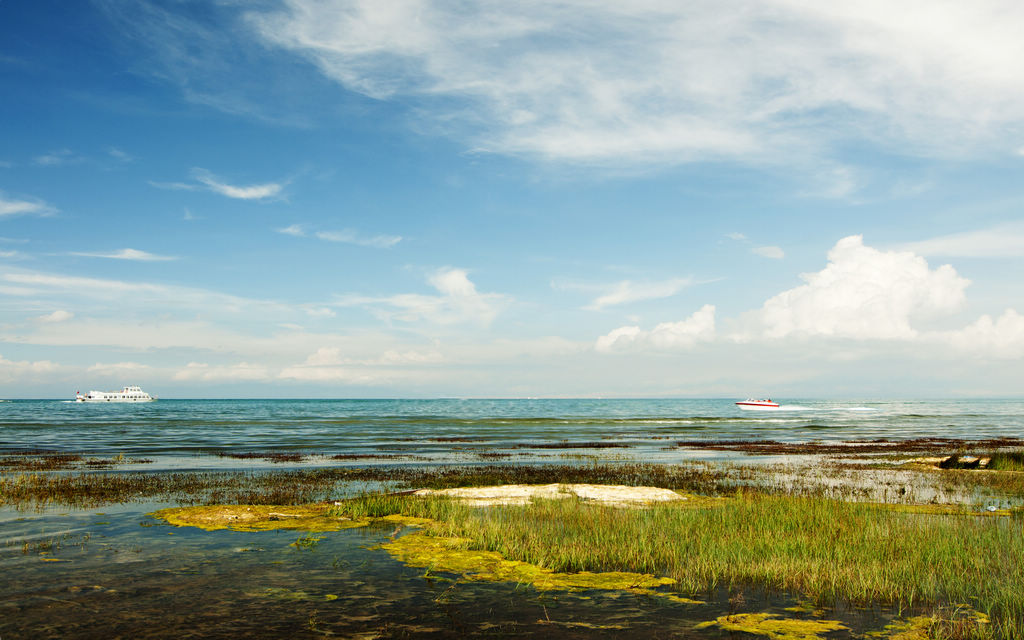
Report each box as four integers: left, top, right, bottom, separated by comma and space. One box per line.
0, 354, 64, 382
758, 235, 969, 340
241, 1, 1024, 166
933, 309, 1024, 358
596, 304, 715, 352
70, 248, 177, 261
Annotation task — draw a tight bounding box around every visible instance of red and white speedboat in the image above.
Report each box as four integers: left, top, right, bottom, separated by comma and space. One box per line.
735, 398, 780, 410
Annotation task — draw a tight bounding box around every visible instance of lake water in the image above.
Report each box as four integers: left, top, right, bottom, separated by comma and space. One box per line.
2, 398, 1022, 468
2, 398, 1021, 638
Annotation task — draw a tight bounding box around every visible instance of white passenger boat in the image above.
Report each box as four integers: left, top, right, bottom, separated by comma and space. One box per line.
75, 385, 156, 403
735, 398, 779, 410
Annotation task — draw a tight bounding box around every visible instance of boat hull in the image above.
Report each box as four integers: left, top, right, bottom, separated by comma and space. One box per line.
736, 403, 780, 410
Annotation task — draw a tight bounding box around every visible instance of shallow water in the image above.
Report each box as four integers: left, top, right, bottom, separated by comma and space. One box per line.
2, 399, 1021, 637
1, 502, 938, 639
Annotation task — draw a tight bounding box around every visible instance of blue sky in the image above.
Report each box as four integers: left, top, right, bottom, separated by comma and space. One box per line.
2, 0, 1023, 398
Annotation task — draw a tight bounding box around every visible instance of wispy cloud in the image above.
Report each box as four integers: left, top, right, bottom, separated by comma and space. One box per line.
727, 231, 785, 259
568, 278, 693, 311
33, 149, 82, 167
151, 168, 286, 200
276, 223, 306, 237
240, 1, 1024, 169
0, 192, 56, 218
752, 246, 785, 260
899, 223, 1024, 258
314, 229, 401, 249
70, 248, 178, 261
191, 168, 285, 200
335, 267, 507, 326
107, 147, 135, 163
37, 310, 73, 323
277, 223, 402, 248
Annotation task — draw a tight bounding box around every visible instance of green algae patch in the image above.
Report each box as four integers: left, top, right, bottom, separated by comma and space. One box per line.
377, 513, 434, 527
695, 613, 848, 640
867, 608, 990, 640
150, 504, 370, 532
380, 531, 695, 602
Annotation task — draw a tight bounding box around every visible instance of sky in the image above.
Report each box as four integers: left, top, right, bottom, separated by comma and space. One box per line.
1, 0, 1023, 398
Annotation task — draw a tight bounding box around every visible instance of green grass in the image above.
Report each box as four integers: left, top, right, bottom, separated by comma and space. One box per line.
988, 450, 1024, 473
343, 491, 1024, 638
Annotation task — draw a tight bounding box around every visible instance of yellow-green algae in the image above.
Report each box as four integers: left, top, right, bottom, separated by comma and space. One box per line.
695, 613, 848, 640
866, 607, 990, 640
380, 531, 701, 603
151, 504, 369, 532
151, 504, 435, 532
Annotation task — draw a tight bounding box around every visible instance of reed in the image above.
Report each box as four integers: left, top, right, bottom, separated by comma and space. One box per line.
348, 491, 1024, 637
987, 450, 1024, 473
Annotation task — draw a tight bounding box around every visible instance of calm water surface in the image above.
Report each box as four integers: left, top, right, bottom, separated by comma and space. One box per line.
2, 398, 1022, 468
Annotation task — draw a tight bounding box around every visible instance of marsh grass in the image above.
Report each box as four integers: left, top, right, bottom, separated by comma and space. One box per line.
341, 491, 1024, 637
987, 451, 1024, 473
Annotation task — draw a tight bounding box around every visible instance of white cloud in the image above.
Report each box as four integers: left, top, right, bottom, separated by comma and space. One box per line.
596, 304, 715, 352
726, 232, 747, 241
0, 192, 55, 217
752, 246, 785, 260
33, 149, 80, 167
585, 278, 693, 311
900, 223, 1024, 258
758, 235, 969, 340
338, 267, 507, 326
0, 354, 65, 382
108, 148, 135, 162
152, 168, 285, 200
191, 168, 285, 200
933, 309, 1024, 358
278, 225, 402, 248
243, 1, 1024, 166
173, 362, 272, 381
86, 361, 153, 375
315, 229, 402, 248
70, 248, 178, 261
38, 310, 73, 323
305, 307, 336, 318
